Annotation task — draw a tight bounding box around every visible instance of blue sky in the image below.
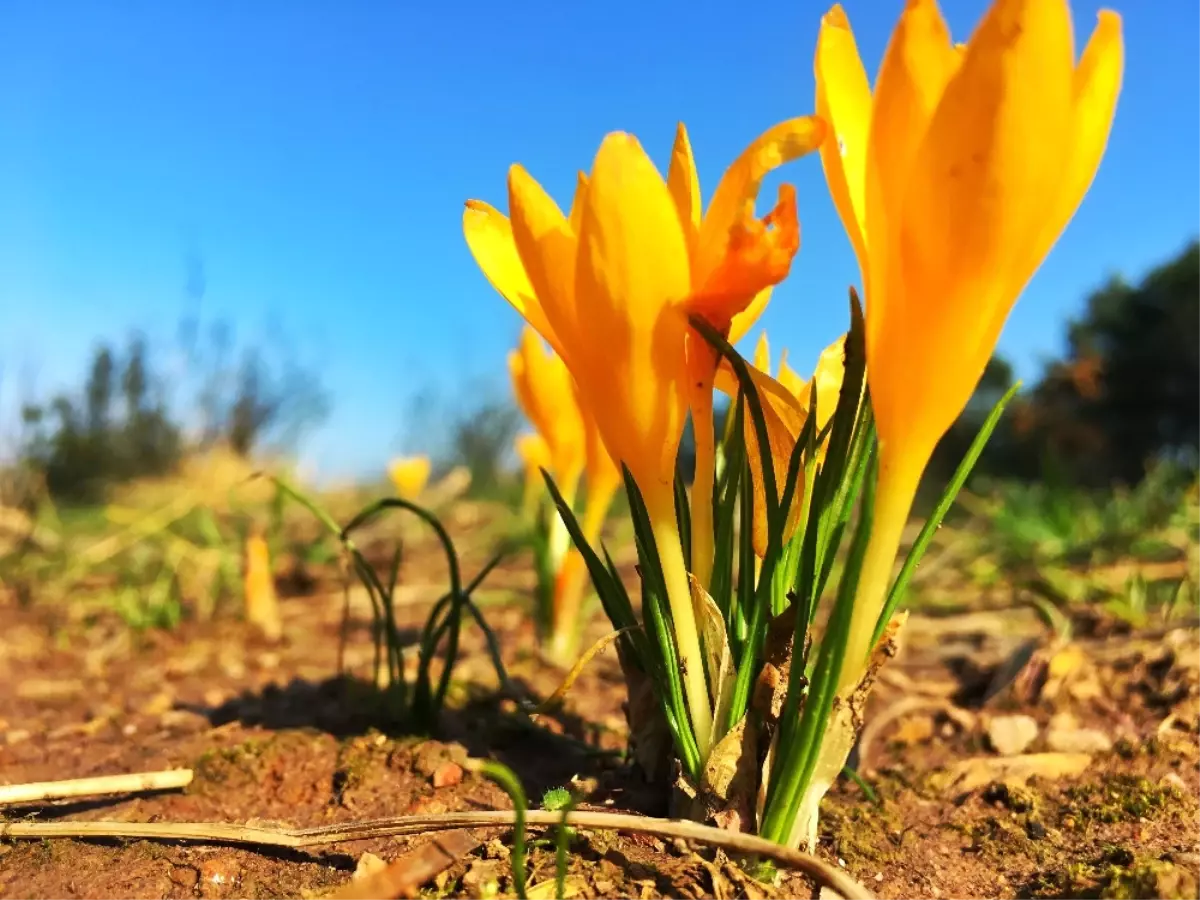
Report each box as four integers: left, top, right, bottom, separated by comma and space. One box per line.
1, 0, 1196, 482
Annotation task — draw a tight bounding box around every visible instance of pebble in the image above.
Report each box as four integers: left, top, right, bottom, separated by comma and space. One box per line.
1045, 726, 1113, 754
352, 852, 387, 881
986, 714, 1039, 756
432, 760, 463, 789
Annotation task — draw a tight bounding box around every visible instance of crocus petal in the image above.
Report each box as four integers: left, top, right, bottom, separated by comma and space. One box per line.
509, 327, 587, 489
777, 358, 807, 400
574, 133, 692, 497
815, 5, 872, 279
690, 185, 801, 322
697, 117, 826, 276
569, 171, 590, 237
668, 122, 703, 260
865, 0, 959, 323
690, 118, 824, 325
1027, 11, 1124, 284
809, 334, 849, 433
508, 165, 582, 356
463, 200, 563, 356
389, 456, 431, 499
753, 332, 771, 371
729, 287, 772, 345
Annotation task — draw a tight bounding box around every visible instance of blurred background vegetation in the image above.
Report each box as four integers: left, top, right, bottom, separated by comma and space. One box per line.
0, 238, 1196, 633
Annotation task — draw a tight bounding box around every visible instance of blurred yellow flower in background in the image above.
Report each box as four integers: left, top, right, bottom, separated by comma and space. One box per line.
508, 327, 587, 504
388, 455, 431, 500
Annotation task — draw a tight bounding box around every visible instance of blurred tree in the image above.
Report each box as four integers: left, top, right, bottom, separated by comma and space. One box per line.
928, 239, 1199, 489
19, 318, 329, 502
1064, 240, 1199, 481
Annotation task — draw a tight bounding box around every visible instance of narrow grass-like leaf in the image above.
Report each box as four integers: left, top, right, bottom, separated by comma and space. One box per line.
473, 761, 529, 899
762, 452, 879, 844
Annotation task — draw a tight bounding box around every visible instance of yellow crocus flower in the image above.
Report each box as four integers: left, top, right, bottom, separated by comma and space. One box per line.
509, 327, 587, 504
668, 120, 825, 590
465, 121, 823, 756
389, 455, 431, 500
814, 0, 1123, 685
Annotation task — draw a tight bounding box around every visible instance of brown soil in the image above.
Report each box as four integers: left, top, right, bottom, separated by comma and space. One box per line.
1, 534, 1198, 899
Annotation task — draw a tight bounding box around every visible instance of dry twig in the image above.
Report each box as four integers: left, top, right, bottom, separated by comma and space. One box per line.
0, 809, 872, 899
0, 769, 194, 806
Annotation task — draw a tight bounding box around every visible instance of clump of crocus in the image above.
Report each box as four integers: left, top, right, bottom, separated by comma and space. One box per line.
458, 0, 1122, 859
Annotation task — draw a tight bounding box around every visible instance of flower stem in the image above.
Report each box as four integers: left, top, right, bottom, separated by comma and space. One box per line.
651, 496, 713, 758
836, 450, 921, 694
690, 400, 716, 591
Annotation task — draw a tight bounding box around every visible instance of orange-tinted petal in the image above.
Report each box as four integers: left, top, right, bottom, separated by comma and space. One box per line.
729, 287, 772, 345
690, 117, 824, 325
689, 184, 800, 324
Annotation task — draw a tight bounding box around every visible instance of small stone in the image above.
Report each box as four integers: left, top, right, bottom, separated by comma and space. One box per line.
170, 865, 199, 889
893, 715, 935, 745
874, 873, 884, 883
122, 723, 138, 736
1160, 772, 1187, 792
353, 852, 388, 881
987, 714, 1039, 756
463, 859, 502, 898
432, 760, 463, 788
198, 855, 241, 898
594, 879, 614, 895
1046, 725, 1112, 754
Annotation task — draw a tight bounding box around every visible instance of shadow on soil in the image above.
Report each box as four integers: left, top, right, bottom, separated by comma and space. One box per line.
181, 669, 664, 814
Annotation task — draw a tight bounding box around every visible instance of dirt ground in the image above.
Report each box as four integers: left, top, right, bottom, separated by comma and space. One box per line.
1, 536, 1198, 900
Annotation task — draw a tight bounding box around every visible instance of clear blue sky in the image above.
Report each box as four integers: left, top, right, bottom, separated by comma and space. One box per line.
1, 0, 1196, 482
